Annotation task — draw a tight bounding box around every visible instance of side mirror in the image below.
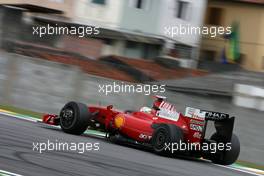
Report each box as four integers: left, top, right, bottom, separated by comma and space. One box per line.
107, 105, 113, 110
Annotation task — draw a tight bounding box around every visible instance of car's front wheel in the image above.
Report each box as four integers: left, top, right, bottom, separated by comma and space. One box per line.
60, 101, 91, 135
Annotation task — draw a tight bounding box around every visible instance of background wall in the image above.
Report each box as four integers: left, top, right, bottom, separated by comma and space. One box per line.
201, 2, 264, 71
120, 0, 161, 34
0, 0, 74, 17
73, 0, 124, 28
159, 0, 207, 47
0, 52, 148, 114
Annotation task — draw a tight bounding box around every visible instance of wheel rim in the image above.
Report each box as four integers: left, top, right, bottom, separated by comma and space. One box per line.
61, 108, 75, 129
155, 129, 167, 151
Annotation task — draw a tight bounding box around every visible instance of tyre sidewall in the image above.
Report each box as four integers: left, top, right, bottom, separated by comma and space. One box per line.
152, 124, 183, 155
210, 133, 240, 165
60, 102, 90, 135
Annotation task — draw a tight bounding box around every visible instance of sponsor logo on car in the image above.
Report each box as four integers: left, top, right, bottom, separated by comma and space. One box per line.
157, 102, 180, 121
193, 132, 202, 139
190, 119, 205, 125
204, 111, 229, 121
139, 134, 152, 140
190, 124, 203, 132
114, 114, 125, 128
185, 107, 205, 120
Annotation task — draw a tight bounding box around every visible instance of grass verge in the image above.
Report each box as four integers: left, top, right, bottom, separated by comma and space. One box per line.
0, 104, 43, 119
236, 160, 264, 170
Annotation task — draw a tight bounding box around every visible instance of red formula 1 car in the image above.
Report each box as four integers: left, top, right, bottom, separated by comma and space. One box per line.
43, 96, 240, 165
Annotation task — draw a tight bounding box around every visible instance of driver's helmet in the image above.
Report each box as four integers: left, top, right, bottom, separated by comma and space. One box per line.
140, 106, 152, 114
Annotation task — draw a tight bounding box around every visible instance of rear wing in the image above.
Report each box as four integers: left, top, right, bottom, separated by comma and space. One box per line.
185, 107, 235, 142
203, 111, 230, 121
201, 110, 235, 142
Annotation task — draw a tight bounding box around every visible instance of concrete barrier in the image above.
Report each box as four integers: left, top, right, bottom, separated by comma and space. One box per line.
0, 52, 148, 114
233, 84, 264, 111
78, 74, 148, 111
0, 52, 8, 103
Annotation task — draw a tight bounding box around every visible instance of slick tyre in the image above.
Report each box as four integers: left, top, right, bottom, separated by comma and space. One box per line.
152, 124, 183, 155
60, 101, 91, 135
210, 133, 240, 165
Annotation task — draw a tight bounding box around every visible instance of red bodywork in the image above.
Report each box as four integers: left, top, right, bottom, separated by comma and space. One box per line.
43, 98, 205, 145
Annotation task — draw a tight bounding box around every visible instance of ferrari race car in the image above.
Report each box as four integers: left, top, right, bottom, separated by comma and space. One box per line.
42, 96, 240, 165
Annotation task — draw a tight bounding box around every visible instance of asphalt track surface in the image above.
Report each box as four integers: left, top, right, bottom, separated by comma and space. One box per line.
0, 115, 253, 176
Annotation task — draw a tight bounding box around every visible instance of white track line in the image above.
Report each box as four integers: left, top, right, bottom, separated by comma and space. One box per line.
0, 169, 23, 176
216, 164, 264, 176
0, 111, 38, 122
0, 110, 105, 137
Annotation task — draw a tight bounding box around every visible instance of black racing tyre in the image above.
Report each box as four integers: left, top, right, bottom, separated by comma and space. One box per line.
210, 133, 240, 165
152, 124, 183, 155
59, 101, 91, 135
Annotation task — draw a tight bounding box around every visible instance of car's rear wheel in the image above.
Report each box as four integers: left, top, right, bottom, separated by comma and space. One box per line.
152, 124, 183, 155
210, 133, 240, 165
60, 101, 91, 135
